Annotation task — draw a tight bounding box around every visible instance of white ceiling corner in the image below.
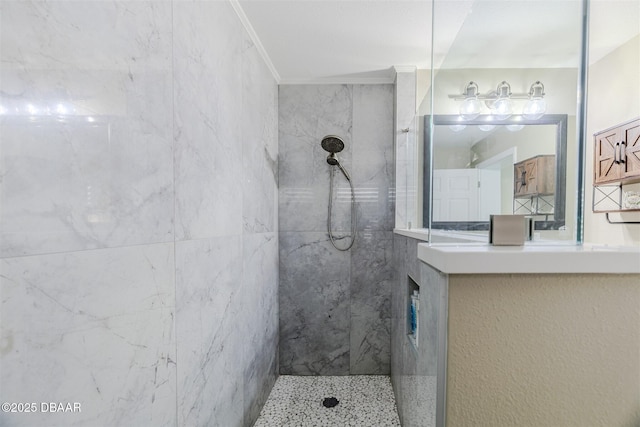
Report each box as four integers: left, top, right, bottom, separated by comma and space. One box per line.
230, 0, 281, 84
236, 0, 432, 85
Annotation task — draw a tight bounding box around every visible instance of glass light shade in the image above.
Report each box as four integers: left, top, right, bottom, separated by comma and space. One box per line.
459, 98, 482, 120
26, 103, 39, 115
506, 124, 525, 132
449, 124, 466, 132
490, 98, 513, 120
523, 98, 547, 120
55, 103, 69, 115
478, 124, 496, 132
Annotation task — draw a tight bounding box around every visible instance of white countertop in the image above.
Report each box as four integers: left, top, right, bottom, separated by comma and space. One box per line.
393, 228, 488, 242
417, 243, 640, 274
393, 228, 430, 241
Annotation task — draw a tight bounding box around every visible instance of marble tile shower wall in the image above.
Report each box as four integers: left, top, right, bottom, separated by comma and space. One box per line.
394, 71, 417, 229
278, 85, 394, 376
0, 2, 278, 427
391, 235, 442, 427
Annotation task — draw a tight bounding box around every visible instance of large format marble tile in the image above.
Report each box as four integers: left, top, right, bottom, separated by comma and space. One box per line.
1, 2, 280, 427
353, 154, 395, 233
405, 125, 419, 229
353, 85, 395, 232
237, 7, 280, 425
351, 231, 394, 319
390, 235, 443, 427
279, 173, 355, 238
241, 233, 279, 426
350, 231, 393, 374
278, 85, 353, 157
0, 243, 176, 427
418, 262, 447, 377
279, 231, 351, 375
391, 235, 407, 394
278, 85, 353, 233
175, 236, 244, 427
1, 1, 172, 70
391, 234, 415, 424
394, 72, 417, 229
278, 83, 393, 235
0, 1, 174, 257
242, 41, 278, 235
278, 84, 394, 377
173, 0, 244, 241
350, 316, 391, 375
395, 262, 444, 427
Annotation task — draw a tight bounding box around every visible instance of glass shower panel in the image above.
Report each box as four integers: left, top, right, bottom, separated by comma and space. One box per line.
426, 0, 586, 244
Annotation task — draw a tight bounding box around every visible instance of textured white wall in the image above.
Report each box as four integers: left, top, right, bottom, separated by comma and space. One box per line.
447, 273, 640, 427
585, 34, 640, 245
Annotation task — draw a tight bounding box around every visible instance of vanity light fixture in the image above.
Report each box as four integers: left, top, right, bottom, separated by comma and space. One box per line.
449, 80, 547, 120
490, 81, 513, 120
458, 81, 483, 120
522, 81, 546, 120
449, 124, 466, 132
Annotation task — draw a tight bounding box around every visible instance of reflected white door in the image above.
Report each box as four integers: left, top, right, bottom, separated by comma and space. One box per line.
432, 169, 479, 221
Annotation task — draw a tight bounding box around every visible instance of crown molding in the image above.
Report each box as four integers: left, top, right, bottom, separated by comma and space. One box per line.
229, 0, 281, 84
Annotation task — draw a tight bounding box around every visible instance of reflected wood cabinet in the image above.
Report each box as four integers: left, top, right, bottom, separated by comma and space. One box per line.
594, 118, 640, 185
513, 155, 555, 197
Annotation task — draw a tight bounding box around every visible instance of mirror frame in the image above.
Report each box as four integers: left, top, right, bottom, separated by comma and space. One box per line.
423, 114, 568, 231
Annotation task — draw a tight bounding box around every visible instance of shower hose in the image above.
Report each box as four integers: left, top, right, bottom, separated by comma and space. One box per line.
327, 166, 357, 251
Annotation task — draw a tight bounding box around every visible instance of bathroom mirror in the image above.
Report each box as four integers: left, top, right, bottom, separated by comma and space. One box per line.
414, 0, 586, 242
423, 114, 567, 231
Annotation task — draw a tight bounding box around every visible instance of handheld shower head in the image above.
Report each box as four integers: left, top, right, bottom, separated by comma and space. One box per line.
326, 153, 351, 181
323, 134, 356, 251
338, 163, 351, 181
326, 153, 339, 166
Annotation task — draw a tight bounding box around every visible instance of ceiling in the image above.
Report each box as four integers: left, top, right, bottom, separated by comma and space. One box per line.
236, 0, 640, 85
235, 0, 435, 84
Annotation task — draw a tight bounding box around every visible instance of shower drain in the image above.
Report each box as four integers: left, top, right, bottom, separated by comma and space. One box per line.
322, 397, 339, 408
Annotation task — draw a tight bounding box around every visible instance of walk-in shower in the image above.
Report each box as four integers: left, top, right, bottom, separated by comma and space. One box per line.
321, 135, 356, 251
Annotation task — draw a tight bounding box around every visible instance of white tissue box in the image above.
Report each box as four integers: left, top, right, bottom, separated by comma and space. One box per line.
489, 215, 529, 246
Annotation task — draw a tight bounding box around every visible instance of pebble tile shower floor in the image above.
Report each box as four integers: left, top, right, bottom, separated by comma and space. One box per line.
253, 375, 401, 426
